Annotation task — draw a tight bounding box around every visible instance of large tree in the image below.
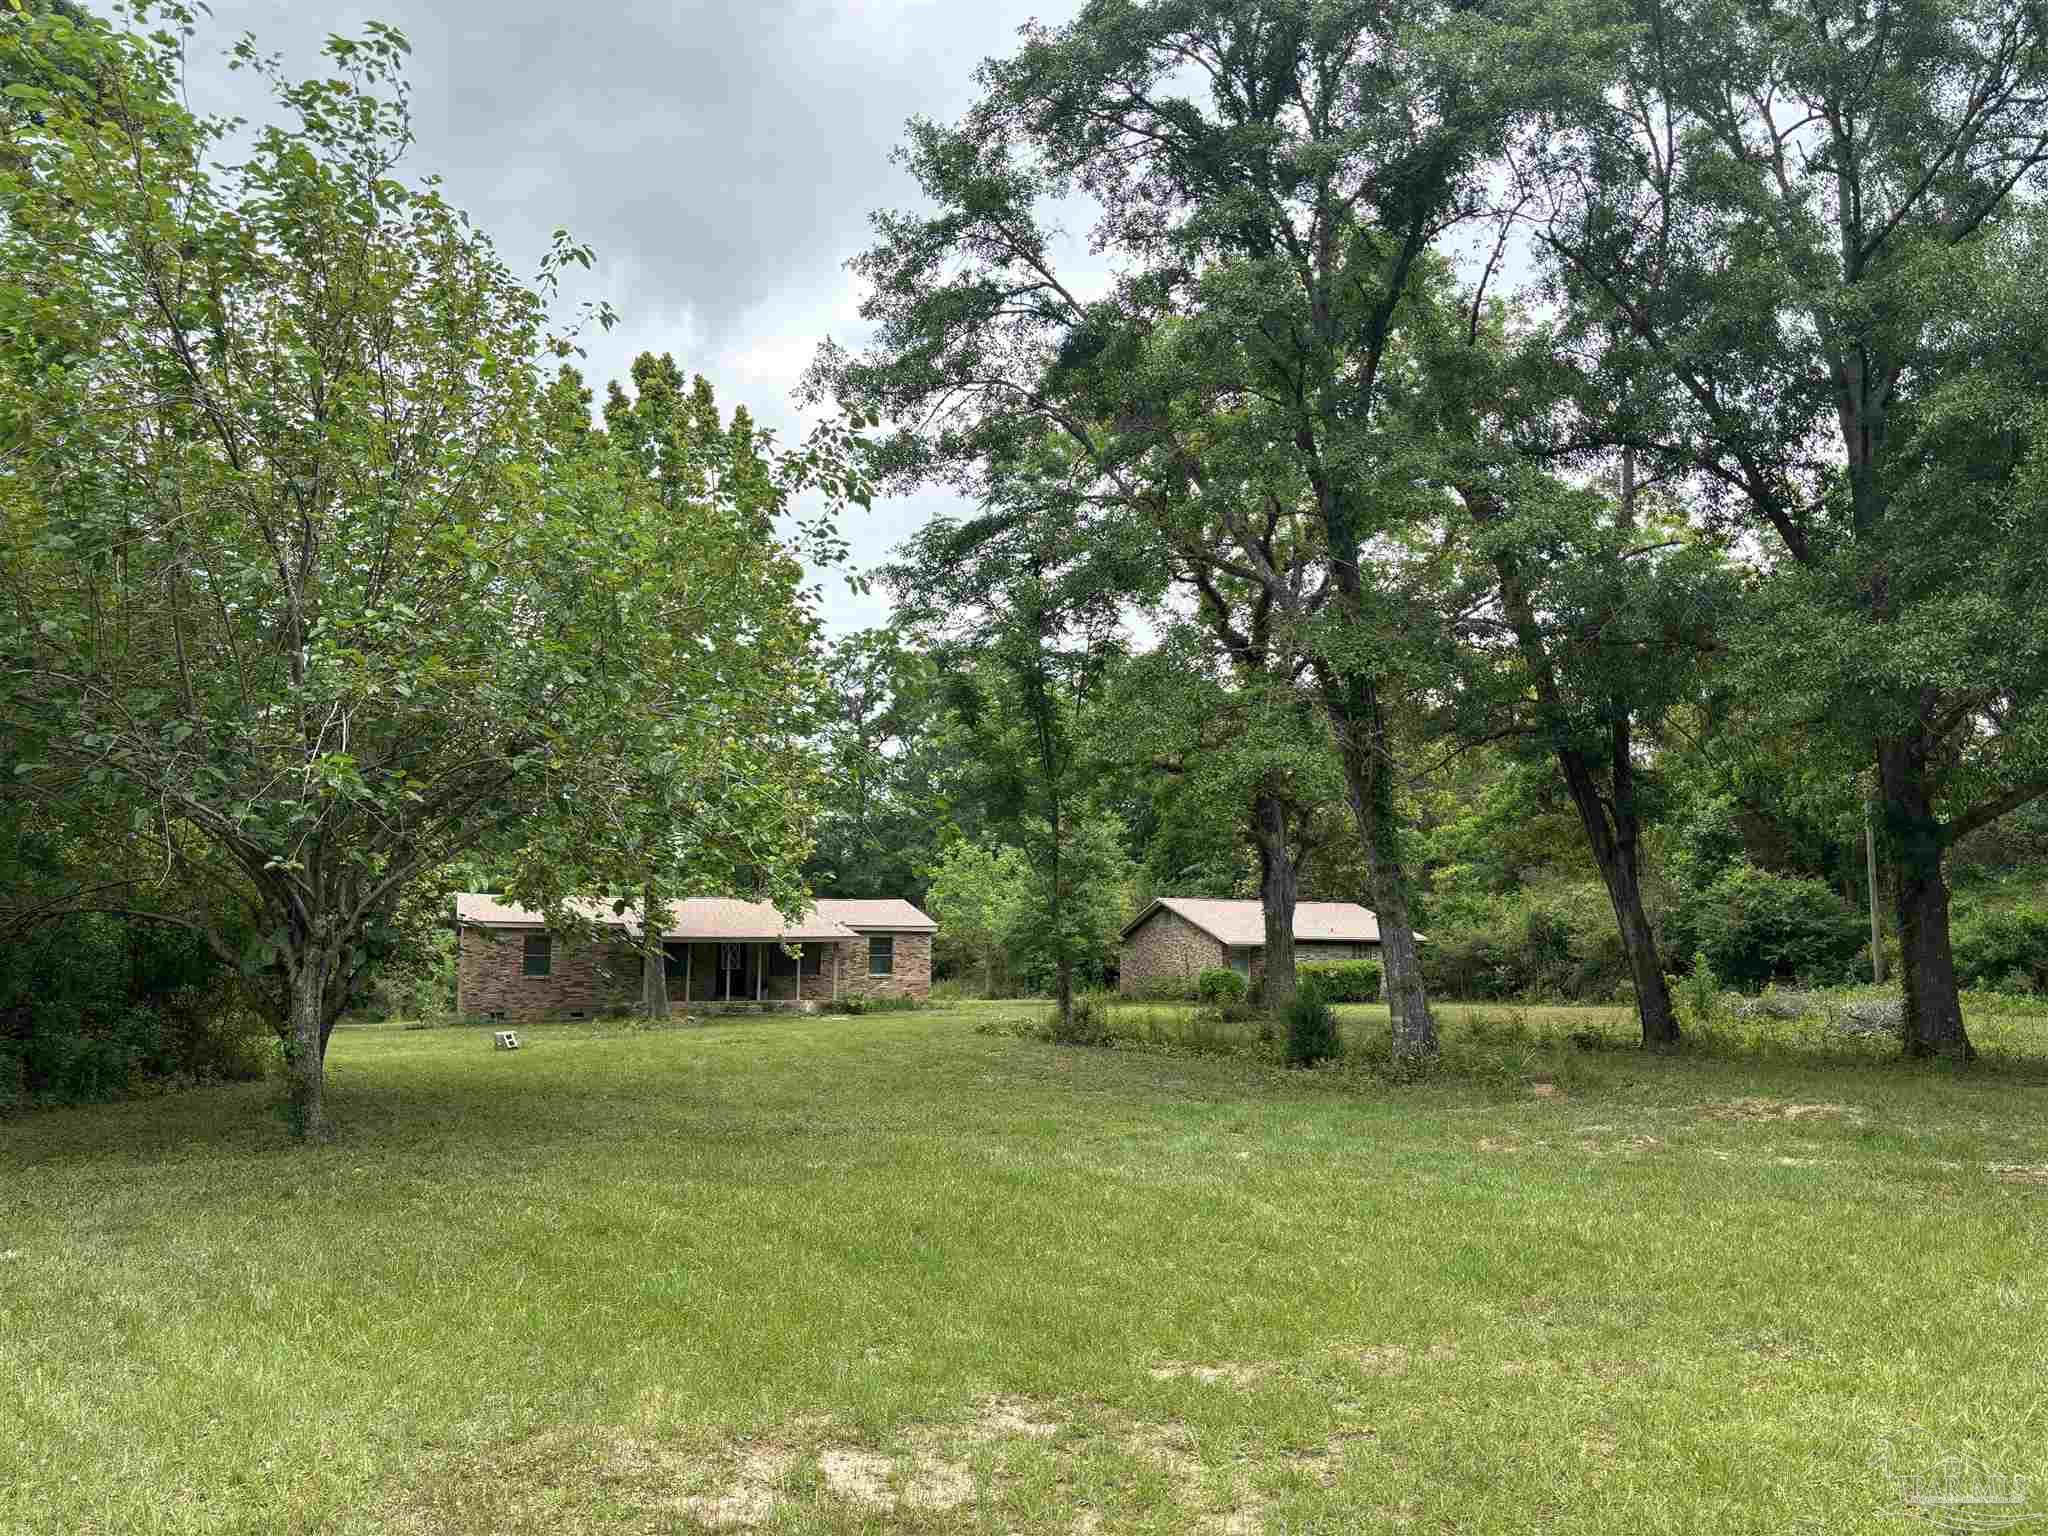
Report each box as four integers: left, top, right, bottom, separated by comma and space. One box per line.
1527, 0, 2048, 1056
0, 14, 860, 1132
805, 627, 957, 904
883, 437, 1151, 1029
499, 356, 837, 1021
1402, 298, 1733, 1048
813, 0, 1562, 1062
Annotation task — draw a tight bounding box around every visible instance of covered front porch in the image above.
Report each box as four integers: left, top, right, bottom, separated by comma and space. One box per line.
663, 940, 838, 1007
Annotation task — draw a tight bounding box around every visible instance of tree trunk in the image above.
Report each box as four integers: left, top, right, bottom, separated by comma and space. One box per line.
640, 885, 671, 1019
1252, 791, 1300, 1015
1591, 819, 1679, 1049
1554, 739, 1681, 1051
286, 944, 333, 1140
1879, 739, 1974, 1060
1322, 670, 1437, 1064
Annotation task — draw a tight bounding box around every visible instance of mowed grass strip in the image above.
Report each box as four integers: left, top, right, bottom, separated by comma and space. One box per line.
4, 1004, 2047, 1534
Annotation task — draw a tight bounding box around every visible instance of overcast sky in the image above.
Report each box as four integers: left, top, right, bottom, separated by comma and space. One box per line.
179, 0, 1084, 635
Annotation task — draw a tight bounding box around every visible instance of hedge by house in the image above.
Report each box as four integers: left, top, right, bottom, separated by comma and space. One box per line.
1297, 959, 1381, 1002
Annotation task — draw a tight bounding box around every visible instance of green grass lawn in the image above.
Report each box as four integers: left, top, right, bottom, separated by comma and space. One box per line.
5, 1002, 2048, 1534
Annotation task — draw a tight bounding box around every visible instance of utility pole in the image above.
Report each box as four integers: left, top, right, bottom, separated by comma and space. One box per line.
1865, 799, 1886, 984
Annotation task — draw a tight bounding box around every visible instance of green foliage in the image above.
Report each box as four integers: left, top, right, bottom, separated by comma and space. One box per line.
1297, 960, 1382, 1004
1665, 866, 1865, 990
1540, 0, 2048, 1053
998, 808, 1137, 998
1196, 968, 1248, 1006
807, 629, 956, 903
0, 914, 266, 1111
856, 993, 927, 1014
1677, 952, 1720, 1025
1126, 977, 1198, 1003
923, 839, 1031, 996
1951, 907, 2048, 994
1417, 886, 1634, 1003
0, 14, 865, 1130
1046, 991, 1114, 1047
1283, 980, 1342, 1068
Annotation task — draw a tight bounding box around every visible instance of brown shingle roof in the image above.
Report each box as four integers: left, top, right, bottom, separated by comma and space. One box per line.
454, 893, 857, 943
812, 898, 937, 932
1119, 897, 1390, 946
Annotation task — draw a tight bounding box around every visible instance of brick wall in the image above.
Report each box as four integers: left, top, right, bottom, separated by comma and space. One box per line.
840, 931, 932, 1000
456, 925, 640, 1023
1119, 909, 1228, 995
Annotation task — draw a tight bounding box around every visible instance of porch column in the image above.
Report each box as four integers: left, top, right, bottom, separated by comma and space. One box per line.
757, 944, 765, 1003
683, 943, 692, 1003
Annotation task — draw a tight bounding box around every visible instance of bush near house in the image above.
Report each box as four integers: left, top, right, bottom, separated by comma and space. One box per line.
1196, 968, 1247, 1006
1297, 960, 1381, 1003
1417, 892, 1631, 1002
1283, 979, 1342, 1067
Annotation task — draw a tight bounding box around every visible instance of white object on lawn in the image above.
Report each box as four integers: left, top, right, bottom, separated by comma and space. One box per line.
493, 1031, 521, 1051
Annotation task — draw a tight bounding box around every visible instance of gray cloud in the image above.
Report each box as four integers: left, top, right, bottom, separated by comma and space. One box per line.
179, 0, 1078, 631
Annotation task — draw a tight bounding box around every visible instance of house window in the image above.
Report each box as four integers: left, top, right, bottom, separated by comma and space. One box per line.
1228, 946, 1251, 978
522, 934, 551, 977
801, 946, 823, 976
868, 935, 894, 976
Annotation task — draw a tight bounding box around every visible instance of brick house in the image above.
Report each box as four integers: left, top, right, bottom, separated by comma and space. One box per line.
1118, 897, 1386, 995
454, 893, 935, 1023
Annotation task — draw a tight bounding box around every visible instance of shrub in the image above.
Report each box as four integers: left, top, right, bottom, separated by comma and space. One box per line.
1284, 979, 1342, 1067
853, 993, 925, 1013
1297, 959, 1381, 1002
1414, 886, 1634, 1002
1130, 976, 1197, 1003
1665, 865, 1864, 988
1677, 951, 1721, 1023
1196, 967, 1248, 1006
1952, 906, 2048, 992
1048, 992, 1114, 1046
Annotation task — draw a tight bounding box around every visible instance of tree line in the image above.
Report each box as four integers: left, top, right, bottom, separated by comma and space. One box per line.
803, 0, 2048, 1064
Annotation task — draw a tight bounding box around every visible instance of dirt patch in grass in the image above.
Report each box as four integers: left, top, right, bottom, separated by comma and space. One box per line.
1576, 1135, 1663, 1154
816, 1446, 893, 1507
1282, 1429, 1379, 1488
953, 1393, 1065, 1442
678, 1443, 794, 1529
1988, 1163, 2048, 1185
375, 1401, 1029, 1533
1347, 1340, 1457, 1377
1149, 1360, 1275, 1388
1702, 1098, 1861, 1123
370, 1425, 781, 1534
